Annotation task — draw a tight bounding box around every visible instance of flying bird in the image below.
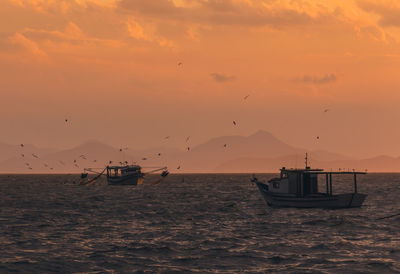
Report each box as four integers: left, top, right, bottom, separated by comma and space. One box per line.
65, 119, 68, 123
32, 153, 39, 158
158, 153, 161, 156
20, 144, 24, 147
316, 136, 320, 140
177, 166, 181, 170
224, 144, 227, 148
324, 109, 330, 113
177, 62, 183, 67
244, 95, 250, 100
187, 147, 190, 151
233, 121, 237, 126
119, 149, 123, 152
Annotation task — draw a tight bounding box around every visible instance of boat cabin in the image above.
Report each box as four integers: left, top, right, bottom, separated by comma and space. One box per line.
106, 165, 142, 178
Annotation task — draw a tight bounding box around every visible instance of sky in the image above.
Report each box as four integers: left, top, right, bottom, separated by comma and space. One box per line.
1, 0, 400, 158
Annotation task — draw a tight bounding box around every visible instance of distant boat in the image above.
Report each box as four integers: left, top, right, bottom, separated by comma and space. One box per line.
106, 165, 145, 185
81, 165, 168, 186
252, 153, 367, 208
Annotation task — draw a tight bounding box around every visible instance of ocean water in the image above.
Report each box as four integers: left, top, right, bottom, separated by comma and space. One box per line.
0, 173, 399, 273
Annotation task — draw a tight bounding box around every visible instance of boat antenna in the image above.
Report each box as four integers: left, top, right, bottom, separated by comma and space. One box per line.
305, 153, 309, 169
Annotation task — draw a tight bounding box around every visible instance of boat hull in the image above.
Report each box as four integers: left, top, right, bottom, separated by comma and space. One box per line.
107, 175, 144, 185
256, 182, 367, 208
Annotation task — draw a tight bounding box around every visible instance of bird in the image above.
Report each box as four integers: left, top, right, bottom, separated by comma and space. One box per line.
233, 121, 237, 126
224, 144, 227, 148
177, 62, 183, 67
73, 159, 77, 163
142, 157, 147, 160
65, 119, 68, 123
79, 155, 86, 160
177, 166, 181, 170
324, 109, 330, 113
187, 147, 190, 151
109, 160, 113, 164
244, 95, 250, 100
119, 148, 123, 152
316, 136, 320, 140
32, 153, 39, 158
158, 153, 161, 156
20, 144, 24, 147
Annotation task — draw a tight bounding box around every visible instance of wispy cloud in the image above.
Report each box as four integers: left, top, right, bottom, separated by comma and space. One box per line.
210, 73, 236, 83
295, 74, 337, 85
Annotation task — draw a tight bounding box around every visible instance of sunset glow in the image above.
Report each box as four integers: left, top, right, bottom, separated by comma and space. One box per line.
1, 0, 400, 157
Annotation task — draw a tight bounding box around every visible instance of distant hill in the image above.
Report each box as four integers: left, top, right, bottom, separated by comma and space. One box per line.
0, 130, 398, 173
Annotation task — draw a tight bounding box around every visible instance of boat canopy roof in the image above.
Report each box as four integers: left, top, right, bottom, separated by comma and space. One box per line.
280, 167, 367, 175
107, 165, 141, 170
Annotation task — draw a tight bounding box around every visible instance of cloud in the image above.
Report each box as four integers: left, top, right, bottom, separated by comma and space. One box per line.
210, 73, 236, 83
295, 74, 337, 85
126, 18, 174, 47
357, 0, 400, 27
8, 33, 48, 60
117, 0, 320, 28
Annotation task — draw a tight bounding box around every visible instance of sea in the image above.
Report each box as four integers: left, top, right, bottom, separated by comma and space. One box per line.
0, 173, 399, 273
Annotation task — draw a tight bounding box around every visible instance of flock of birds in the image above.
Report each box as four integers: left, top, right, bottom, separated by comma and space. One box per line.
17, 61, 331, 173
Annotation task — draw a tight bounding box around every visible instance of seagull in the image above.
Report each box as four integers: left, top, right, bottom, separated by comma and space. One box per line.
233, 121, 237, 126
244, 95, 250, 100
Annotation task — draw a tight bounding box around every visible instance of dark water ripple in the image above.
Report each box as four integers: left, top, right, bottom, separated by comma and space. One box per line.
0, 173, 399, 273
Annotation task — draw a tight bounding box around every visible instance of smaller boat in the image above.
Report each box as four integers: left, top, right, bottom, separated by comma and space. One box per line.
252, 154, 367, 208
81, 165, 168, 186
106, 165, 145, 185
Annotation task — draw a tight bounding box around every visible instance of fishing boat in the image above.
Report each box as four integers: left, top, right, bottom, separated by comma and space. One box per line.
81, 165, 168, 186
252, 154, 367, 208
106, 165, 145, 185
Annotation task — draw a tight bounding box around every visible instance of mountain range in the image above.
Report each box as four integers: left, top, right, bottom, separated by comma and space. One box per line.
0, 130, 398, 173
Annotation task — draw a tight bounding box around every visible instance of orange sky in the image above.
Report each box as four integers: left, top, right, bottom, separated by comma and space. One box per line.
1, 0, 400, 158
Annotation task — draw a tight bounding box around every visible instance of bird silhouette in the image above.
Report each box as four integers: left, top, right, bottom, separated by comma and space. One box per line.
178, 62, 183, 67
233, 121, 237, 126
224, 144, 227, 148
177, 166, 181, 170
244, 95, 250, 100
20, 144, 24, 147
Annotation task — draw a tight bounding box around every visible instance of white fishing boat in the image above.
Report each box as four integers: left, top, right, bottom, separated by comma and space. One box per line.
252, 154, 367, 208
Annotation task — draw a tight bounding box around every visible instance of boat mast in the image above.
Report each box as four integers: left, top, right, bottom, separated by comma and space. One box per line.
305, 153, 309, 169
